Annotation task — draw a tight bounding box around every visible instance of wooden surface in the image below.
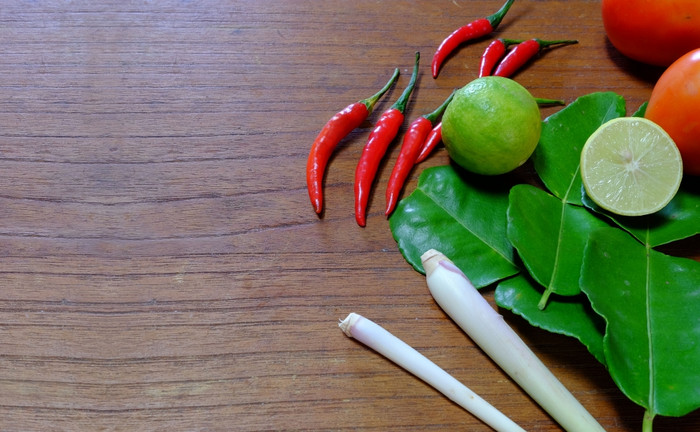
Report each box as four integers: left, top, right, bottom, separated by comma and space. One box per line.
0, 1, 698, 430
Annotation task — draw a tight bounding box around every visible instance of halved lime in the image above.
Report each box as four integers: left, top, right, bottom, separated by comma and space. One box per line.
580, 117, 683, 216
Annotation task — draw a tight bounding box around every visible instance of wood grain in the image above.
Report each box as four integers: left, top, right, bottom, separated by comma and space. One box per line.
0, 1, 697, 430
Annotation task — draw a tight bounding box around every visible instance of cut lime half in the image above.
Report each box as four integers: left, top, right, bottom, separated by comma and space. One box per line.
580, 117, 683, 217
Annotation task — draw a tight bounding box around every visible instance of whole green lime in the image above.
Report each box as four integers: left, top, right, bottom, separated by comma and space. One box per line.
442, 76, 542, 175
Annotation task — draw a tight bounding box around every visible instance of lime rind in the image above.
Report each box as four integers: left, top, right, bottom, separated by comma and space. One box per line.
580, 117, 683, 217
442, 77, 541, 176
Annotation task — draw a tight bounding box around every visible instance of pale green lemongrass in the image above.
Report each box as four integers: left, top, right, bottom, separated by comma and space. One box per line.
421, 249, 607, 432
339, 312, 526, 432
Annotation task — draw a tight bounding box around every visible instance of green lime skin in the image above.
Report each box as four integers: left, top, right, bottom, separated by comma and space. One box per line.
442, 77, 542, 175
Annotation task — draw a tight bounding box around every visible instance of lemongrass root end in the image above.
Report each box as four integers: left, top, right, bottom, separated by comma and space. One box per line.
421, 249, 447, 276
339, 312, 360, 337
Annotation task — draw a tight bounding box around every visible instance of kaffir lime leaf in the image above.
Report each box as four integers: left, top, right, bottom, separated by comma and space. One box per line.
580, 117, 683, 216
441, 77, 541, 175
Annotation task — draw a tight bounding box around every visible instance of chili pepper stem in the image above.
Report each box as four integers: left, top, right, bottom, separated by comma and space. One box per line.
391, 52, 420, 113
499, 38, 523, 46
425, 90, 456, 123
486, 0, 515, 28
534, 38, 579, 48
361, 68, 401, 113
534, 97, 565, 106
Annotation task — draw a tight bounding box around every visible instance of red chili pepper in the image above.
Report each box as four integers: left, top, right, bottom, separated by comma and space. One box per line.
354, 52, 420, 227
478, 38, 522, 77
414, 97, 563, 163
431, 0, 515, 79
492, 38, 578, 77
385, 91, 455, 217
415, 122, 442, 164
306, 68, 400, 214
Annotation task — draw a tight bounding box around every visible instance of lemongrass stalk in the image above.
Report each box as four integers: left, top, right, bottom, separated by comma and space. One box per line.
421, 249, 607, 432
339, 312, 526, 432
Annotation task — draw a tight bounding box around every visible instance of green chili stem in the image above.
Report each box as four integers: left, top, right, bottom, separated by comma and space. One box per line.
487, 0, 515, 28
424, 90, 456, 124
361, 68, 401, 113
536, 39, 579, 48
500, 38, 525, 46
534, 97, 565, 106
391, 52, 420, 114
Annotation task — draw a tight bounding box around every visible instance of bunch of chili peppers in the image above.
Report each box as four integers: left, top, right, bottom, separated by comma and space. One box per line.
306, 0, 579, 226
420, 0, 577, 166
431, 0, 577, 78
306, 68, 400, 215
305, 52, 428, 226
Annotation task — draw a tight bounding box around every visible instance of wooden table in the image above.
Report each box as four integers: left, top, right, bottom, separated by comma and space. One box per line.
1, 1, 698, 430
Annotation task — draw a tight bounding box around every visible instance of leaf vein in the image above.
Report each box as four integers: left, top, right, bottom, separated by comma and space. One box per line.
419, 188, 514, 267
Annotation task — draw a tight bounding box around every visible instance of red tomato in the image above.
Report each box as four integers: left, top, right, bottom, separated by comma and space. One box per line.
645, 49, 700, 176
602, 0, 700, 66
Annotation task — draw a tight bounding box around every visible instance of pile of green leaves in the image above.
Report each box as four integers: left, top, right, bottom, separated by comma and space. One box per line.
389, 92, 700, 427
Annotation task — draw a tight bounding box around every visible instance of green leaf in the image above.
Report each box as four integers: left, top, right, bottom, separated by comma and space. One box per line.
507, 184, 609, 307
495, 274, 606, 364
389, 165, 519, 287
632, 101, 648, 117
582, 176, 700, 247
533, 92, 626, 205
581, 227, 700, 417
388, 91, 700, 426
